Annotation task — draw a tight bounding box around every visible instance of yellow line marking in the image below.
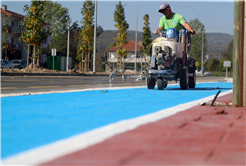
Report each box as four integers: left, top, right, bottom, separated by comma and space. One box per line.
67, 85, 90, 87
98, 84, 110, 86
1, 87, 18, 89
59, 79, 84, 81
28, 86, 61, 88
2, 80, 40, 81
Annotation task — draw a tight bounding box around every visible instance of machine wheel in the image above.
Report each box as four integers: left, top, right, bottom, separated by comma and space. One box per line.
146, 78, 155, 89
189, 71, 196, 88
164, 80, 168, 88
180, 66, 189, 90
157, 77, 164, 90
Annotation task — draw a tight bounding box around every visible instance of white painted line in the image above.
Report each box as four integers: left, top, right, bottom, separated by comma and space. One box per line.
2, 90, 232, 165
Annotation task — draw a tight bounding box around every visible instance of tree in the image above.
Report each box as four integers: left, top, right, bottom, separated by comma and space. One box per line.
113, 1, 129, 68
140, 14, 152, 69
43, 1, 70, 55
188, 18, 207, 70
204, 58, 220, 71
2, 20, 10, 61
77, 0, 95, 71
217, 39, 233, 72
21, 0, 49, 66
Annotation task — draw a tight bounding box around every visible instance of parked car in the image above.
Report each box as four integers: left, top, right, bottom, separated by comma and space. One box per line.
196, 70, 211, 76
9, 59, 27, 69
1, 59, 12, 69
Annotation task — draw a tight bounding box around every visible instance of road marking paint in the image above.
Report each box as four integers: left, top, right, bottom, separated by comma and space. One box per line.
28, 86, 61, 89
2, 80, 40, 82
1, 87, 18, 89
2, 89, 233, 165
1, 86, 147, 97
98, 84, 110, 86
67, 85, 90, 87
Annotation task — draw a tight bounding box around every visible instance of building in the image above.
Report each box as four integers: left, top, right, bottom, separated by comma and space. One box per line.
1, 5, 50, 65
1, 5, 24, 61
107, 40, 150, 70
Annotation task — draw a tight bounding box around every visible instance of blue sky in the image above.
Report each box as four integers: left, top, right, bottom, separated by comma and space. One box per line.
1, 1, 234, 35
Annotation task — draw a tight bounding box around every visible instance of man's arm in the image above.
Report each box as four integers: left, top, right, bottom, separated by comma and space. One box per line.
182, 22, 196, 35
154, 27, 164, 35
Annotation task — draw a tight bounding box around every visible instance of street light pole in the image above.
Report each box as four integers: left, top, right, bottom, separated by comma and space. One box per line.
66, 21, 70, 71
124, 4, 138, 73
201, 31, 204, 74
93, 0, 97, 73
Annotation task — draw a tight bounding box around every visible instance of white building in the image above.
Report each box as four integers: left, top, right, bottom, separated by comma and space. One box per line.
107, 40, 150, 70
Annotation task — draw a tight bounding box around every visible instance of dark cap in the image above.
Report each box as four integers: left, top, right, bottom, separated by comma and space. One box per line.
158, 3, 169, 13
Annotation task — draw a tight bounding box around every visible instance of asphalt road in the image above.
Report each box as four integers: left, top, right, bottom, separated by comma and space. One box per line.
1, 75, 228, 95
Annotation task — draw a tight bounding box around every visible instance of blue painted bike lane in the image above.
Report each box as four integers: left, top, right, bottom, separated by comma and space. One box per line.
1, 82, 232, 158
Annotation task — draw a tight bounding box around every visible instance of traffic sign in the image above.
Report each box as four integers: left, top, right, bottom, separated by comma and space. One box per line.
195, 62, 199, 66
223, 61, 231, 67
52, 49, 56, 56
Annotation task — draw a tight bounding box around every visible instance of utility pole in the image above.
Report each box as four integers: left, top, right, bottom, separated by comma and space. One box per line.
67, 21, 70, 71
233, 0, 245, 106
93, 0, 97, 73
201, 31, 204, 74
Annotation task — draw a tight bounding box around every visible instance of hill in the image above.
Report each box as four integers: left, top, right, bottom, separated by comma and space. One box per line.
206, 33, 233, 58
96, 30, 233, 58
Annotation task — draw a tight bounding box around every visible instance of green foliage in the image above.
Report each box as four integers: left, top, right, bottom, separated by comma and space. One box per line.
140, 14, 152, 55
188, 18, 207, 69
204, 58, 220, 71
2, 20, 10, 59
77, 0, 95, 60
21, 0, 49, 46
43, 0, 70, 54
204, 39, 233, 72
113, 1, 129, 58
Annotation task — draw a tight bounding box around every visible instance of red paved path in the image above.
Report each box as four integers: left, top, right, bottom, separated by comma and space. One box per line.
39, 93, 245, 166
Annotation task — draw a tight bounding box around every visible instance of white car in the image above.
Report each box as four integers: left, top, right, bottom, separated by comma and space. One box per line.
1, 59, 12, 69
196, 70, 211, 76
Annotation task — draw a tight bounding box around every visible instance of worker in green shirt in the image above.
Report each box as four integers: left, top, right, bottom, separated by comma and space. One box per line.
154, 3, 196, 35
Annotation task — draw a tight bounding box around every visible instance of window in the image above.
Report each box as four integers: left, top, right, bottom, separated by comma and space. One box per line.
11, 21, 14, 27
11, 37, 14, 44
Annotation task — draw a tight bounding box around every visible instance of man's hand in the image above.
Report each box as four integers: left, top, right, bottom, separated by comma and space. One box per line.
154, 27, 164, 35
183, 22, 196, 35
154, 29, 158, 35
190, 30, 196, 35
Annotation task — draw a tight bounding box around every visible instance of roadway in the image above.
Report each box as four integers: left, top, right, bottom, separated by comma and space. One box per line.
1, 75, 228, 95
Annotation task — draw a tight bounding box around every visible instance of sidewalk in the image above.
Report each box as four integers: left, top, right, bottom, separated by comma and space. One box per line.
38, 93, 245, 166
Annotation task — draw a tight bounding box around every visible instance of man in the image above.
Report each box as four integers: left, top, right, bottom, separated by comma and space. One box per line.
154, 3, 196, 35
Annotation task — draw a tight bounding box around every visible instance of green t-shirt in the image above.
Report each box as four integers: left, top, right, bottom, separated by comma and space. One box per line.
158, 13, 186, 32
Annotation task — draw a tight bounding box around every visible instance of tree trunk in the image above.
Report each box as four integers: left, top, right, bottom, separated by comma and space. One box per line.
37, 47, 40, 66
27, 45, 30, 68
87, 52, 90, 71
82, 52, 84, 71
